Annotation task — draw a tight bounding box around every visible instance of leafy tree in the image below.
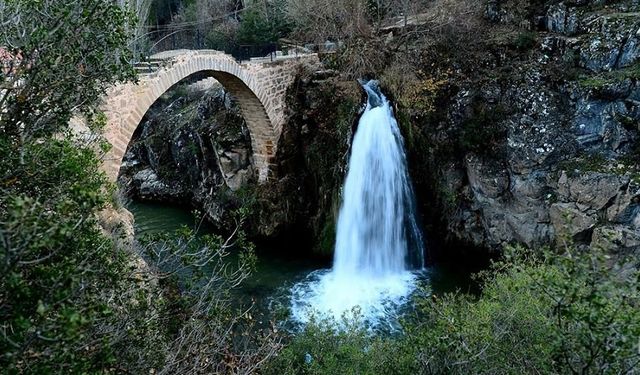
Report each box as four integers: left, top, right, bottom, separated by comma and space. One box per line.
0, 0, 135, 145
0, 1, 146, 372
236, 0, 292, 45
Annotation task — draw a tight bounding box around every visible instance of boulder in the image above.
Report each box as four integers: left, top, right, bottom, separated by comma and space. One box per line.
546, 3, 579, 35
591, 225, 640, 252
550, 202, 597, 239
557, 171, 628, 211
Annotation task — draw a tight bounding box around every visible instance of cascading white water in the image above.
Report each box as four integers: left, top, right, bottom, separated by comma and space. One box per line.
289, 80, 425, 329
333, 81, 424, 276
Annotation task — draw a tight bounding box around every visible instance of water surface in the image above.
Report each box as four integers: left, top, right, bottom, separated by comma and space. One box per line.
128, 201, 475, 331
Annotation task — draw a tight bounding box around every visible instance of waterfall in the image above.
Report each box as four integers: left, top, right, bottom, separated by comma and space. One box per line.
289, 80, 425, 329
334, 80, 424, 276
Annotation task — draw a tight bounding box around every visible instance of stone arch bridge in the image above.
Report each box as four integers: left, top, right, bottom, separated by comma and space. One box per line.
94, 49, 319, 183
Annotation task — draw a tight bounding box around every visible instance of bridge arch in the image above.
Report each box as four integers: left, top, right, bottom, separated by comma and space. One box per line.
97, 50, 318, 183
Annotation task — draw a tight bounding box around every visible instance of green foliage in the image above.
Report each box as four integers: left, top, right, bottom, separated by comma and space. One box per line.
578, 62, 640, 89
0, 138, 150, 373
536, 247, 639, 373
305, 93, 356, 180
267, 244, 640, 374
136, 223, 283, 374
0, 0, 136, 143
458, 103, 507, 157
0, 123, 272, 373
558, 149, 640, 185
148, 0, 182, 26
513, 31, 537, 50
139, 225, 257, 321
234, 185, 260, 215
304, 92, 358, 256
436, 182, 459, 209
213, 183, 260, 221
236, 0, 292, 45
408, 244, 640, 374
140, 223, 257, 286
407, 263, 555, 373
205, 27, 239, 52
0, 1, 156, 372
401, 74, 451, 114
559, 152, 609, 175
264, 312, 406, 375
317, 215, 337, 256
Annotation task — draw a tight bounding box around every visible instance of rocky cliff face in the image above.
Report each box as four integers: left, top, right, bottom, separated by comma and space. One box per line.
119, 78, 255, 228
398, 0, 640, 258
264, 73, 361, 254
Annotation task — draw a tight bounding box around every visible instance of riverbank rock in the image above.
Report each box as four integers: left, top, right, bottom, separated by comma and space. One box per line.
98, 205, 136, 249
118, 79, 255, 229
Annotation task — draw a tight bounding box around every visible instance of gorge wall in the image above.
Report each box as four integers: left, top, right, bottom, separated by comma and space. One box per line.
120, 0, 640, 261
397, 0, 640, 259
119, 79, 255, 228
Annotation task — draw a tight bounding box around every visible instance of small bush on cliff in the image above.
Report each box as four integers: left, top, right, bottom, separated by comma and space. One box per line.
458, 102, 508, 158
513, 31, 537, 50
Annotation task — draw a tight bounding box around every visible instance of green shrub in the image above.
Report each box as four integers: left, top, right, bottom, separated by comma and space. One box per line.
407, 244, 640, 374
317, 215, 337, 256
578, 62, 640, 89
266, 244, 640, 374
458, 103, 507, 157
0, 138, 164, 373
513, 31, 537, 50
406, 260, 556, 373
264, 312, 410, 375
236, 0, 292, 45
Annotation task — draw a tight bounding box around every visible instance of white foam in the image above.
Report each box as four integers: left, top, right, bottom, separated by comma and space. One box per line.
290, 269, 418, 330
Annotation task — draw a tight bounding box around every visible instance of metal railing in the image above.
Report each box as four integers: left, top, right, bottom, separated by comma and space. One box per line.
131, 25, 340, 64
132, 28, 280, 63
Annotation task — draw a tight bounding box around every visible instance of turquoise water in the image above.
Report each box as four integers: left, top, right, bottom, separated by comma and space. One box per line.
127, 201, 210, 236
127, 200, 476, 328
